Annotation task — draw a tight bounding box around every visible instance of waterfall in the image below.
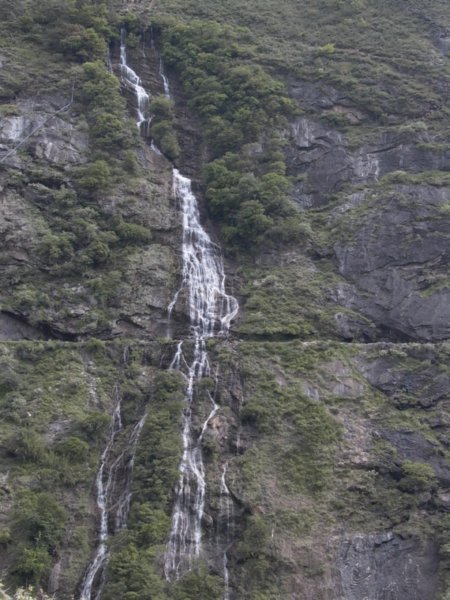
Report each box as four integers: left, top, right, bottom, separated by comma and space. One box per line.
113, 413, 147, 531
79, 394, 123, 600
119, 31, 239, 587
219, 464, 233, 600
163, 169, 238, 580
160, 58, 171, 99
120, 29, 150, 131
79, 391, 147, 600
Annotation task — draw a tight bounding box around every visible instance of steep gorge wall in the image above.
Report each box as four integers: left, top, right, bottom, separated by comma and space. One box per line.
1, 1, 450, 599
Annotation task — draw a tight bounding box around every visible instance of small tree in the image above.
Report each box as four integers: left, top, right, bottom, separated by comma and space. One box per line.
399, 460, 437, 493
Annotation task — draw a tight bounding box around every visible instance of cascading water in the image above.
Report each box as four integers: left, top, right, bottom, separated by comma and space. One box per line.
119, 31, 239, 589
79, 393, 122, 600
79, 390, 147, 599
113, 413, 147, 531
219, 464, 233, 600
120, 29, 150, 131
160, 58, 171, 99
80, 358, 147, 600
163, 169, 238, 581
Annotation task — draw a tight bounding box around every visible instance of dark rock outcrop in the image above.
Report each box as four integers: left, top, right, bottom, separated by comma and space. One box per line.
337, 533, 439, 600
333, 185, 450, 341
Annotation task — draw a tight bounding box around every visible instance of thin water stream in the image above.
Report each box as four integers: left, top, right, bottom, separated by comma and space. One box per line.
79, 396, 123, 600
81, 31, 238, 597
220, 463, 233, 600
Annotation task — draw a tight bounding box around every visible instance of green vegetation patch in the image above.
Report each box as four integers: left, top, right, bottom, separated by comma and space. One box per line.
155, 19, 303, 249
0, 341, 116, 590
0, 340, 181, 596
152, 0, 450, 134
237, 256, 343, 339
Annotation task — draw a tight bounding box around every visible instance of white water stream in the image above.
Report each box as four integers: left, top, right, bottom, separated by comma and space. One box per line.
120, 30, 150, 131
79, 396, 122, 600
80, 388, 146, 599
219, 463, 233, 600
117, 31, 239, 591
163, 147, 238, 584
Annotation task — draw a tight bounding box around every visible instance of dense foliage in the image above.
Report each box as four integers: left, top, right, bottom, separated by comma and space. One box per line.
19, 0, 114, 62
0, 343, 114, 589
153, 0, 450, 136
158, 20, 302, 248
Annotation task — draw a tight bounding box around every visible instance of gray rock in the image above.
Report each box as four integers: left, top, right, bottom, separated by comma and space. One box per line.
286, 112, 449, 208
287, 117, 351, 208
382, 429, 450, 486
336, 533, 439, 600
0, 312, 44, 340
0, 100, 88, 166
334, 185, 450, 341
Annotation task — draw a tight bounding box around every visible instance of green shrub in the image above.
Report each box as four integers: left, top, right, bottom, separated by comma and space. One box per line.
0, 367, 20, 396
77, 411, 111, 440
156, 19, 301, 250
7, 430, 48, 464
82, 239, 111, 265
236, 200, 273, 240
9, 286, 49, 316
75, 159, 111, 192
160, 21, 294, 154
234, 516, 283, 596
14, 492, 66, 545
102, 541, 166, 600
13, 545, 53, 584
0, 528, 11, 546
399, 460, 437, 493
78, 61, 134, 153
131, 505, 170, 546
150, 120, 180, 160
171, 566, 223, 599
11, 491, 67, 584
204, 153, 296, 246
39, 232, 74, 263
59, 26, 108, 61
19, 0, 115, 62
91, 112, 132, 150
114, 219, 152, 245
150, 95, 175, 120
79, 61, 124, 112
55, 436, 90, 462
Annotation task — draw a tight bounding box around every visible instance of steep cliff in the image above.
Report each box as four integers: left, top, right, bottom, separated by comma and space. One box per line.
1, 0, 450, 598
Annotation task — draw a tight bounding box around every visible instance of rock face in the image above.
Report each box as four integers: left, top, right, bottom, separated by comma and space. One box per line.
287, 113, 450, 210
0, 99, 89, 168
337, 533, 439, 600
0, 312, 44, 340
2, 4, 450, 600
333, 185, 450, 341
281, 77, 450, 344
0, 94, 180, 341
211, 340, 450, 599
